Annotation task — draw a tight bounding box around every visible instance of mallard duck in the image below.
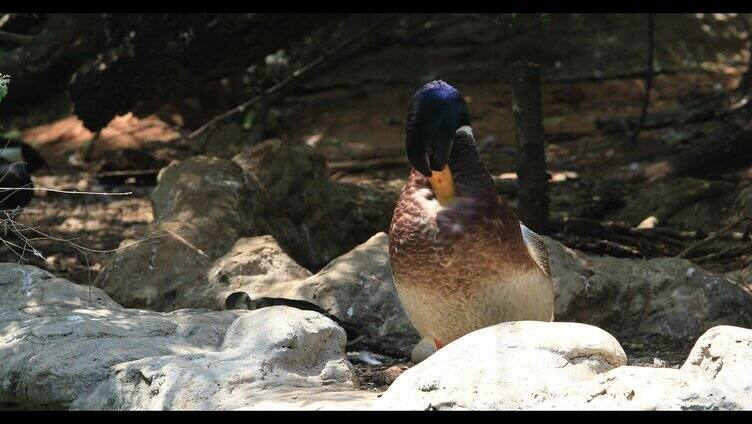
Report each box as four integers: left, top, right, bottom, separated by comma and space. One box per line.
388, 80, 554, 350
0, 140, 46, 210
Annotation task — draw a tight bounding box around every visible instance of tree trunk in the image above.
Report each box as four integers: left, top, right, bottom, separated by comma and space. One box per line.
629, 13, 655, 145
512, 60, 550, 233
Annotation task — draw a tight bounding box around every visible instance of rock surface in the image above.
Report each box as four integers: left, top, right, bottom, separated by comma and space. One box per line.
411, 338, 437, 364
0, 264, 372, 410
231, 138, 396, 270
204, 235, 313, 309
77, 306, 360, 410
374, 321, 629, 410
548, 236, 752, 349
233, 232, 421, 358
535, 366, 740, 410
94, 156, 253, 311
94, 139, 398, 312
681, 325, 752, 409
0, 264, 244, 408
375, 321, 746, 410
4, 262, 752, 411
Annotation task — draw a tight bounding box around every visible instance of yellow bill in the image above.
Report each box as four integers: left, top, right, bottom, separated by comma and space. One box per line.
430, 166, 455, 205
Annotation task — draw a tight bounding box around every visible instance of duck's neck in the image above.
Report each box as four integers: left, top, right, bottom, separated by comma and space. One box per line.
447, 127, 495, 200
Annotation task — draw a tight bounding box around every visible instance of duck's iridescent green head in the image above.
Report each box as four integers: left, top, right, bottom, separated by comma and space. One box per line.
405, 80, 470, 177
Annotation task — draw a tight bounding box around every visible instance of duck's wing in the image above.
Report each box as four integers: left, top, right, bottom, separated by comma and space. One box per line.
520, 222, 551, 279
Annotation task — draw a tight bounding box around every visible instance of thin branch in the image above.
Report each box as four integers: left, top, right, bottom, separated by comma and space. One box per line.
629, 13, 655, 146
0, 187, 132, 196
187, 14, 397, 140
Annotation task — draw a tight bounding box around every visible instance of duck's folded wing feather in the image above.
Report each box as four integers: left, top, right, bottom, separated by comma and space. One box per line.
520, 222, 551, 279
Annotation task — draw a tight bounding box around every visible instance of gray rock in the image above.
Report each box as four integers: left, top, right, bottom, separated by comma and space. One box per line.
411, 338, 437, 364
548, 236, 752, 347
94, 139, 398, 313
77, 306, 360, 410
681, 325, 752, 409
208, 236, 312, 286
233, 232, 421, 358
0, 264, 244, 408
205, 236, 312, 309
1, 264, 371, 410
231, 138, 396, 270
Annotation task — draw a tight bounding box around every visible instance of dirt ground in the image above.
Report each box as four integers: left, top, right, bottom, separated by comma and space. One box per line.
1, 69, 743, 390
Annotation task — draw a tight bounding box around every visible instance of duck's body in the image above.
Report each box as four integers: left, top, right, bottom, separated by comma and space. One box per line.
388, 81, 553, 348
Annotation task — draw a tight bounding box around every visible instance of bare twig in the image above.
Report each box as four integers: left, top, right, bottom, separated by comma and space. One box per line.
187, 14, 397, 140
0, 187, 132, 196
629, 13, 655, 145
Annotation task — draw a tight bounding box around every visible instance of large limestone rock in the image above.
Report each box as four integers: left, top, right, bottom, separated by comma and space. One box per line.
95, 139, 398, 312
374, 321, 629, 410
94, 156, 253, 311
97, 158, 752, 356
238, 389, 380, 410
208, 236, 312, 287
77, 306, 360, 410
0, 264, 372, 410
232, 232, 421, 358
548, 236, 752, 347
203, 235, 313, 309
375, 321, 745, 410
231, 138, 396, 270
535, 366, 740, 410
681, 325, 752, 409
0, 264, 244, 408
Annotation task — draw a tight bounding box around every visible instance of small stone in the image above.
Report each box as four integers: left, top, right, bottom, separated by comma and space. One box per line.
411, 338, 437, 364
653, 357, 666, 367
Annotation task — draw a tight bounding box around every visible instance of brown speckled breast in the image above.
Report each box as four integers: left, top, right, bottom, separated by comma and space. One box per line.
388, 129, 554, 346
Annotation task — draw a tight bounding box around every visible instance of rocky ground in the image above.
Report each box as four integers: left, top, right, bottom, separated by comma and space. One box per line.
1, 231, 751, 409
1, 50, 752, 408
